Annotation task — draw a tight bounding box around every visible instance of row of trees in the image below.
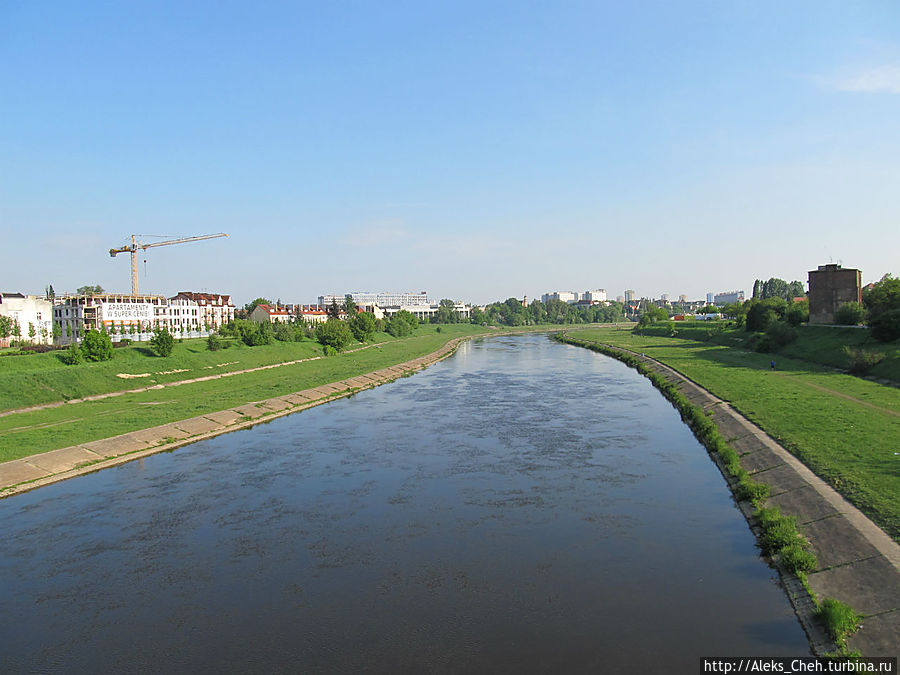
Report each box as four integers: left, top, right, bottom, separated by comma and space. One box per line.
751, 278, 805, 302
470, 298, 626, 327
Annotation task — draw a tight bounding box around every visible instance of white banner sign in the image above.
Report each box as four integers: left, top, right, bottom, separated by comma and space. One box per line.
100, 302, 153, 323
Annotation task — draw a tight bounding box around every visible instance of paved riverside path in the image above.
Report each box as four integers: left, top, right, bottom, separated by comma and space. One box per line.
0, 337, 467, 499
581, 342, 900, 657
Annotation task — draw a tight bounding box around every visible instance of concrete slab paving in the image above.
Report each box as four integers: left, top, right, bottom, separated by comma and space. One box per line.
203, 410, 244, 426
173, 416, 225, 436
808, 555, 900, 616
304, 387, 335, 399
730, 433, 768, 455
29, 446, 103, 474
130, 423, 191, 445
0, 460, 50, 486
740, 446, 786, 474
802, 516, 883, 568
752, 463, 813, 495
848, 610, 900, 657
281, 394, 310, 406
232, 404, 269, 419
708, 408, 755, 440
82, 433, 151, 457
767, 485, 840, 525
260, 398, 291, 412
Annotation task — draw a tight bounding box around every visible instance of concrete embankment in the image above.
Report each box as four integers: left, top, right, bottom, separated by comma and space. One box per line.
558, 334, 899, 657
0, 337, 470, 499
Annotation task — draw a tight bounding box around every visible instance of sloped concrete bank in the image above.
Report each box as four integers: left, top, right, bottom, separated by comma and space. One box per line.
557, 333, 900, 658
0, 336, 473, 499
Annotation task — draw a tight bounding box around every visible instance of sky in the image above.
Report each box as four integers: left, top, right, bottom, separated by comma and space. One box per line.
2, 1, 899, 306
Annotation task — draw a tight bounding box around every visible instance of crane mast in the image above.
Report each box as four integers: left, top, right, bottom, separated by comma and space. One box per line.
109, 233, 228, 295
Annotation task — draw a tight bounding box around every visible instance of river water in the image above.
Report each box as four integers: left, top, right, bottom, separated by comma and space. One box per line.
0, 334, 808, 672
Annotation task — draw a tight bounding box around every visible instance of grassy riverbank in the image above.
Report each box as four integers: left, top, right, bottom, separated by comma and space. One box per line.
0, 324, 504, 462
566, 326, 900, 541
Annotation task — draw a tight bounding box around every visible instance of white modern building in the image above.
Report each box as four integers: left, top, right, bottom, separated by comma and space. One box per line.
541, 291, 578, 304
318, 291, 433, 307
0, 293, 53, 346
381, 302, 471, 322
582, 289, 608, 303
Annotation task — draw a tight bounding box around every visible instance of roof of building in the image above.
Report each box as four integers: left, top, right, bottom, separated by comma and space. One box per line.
172, 291, 234, 304
256, 303, 292, 316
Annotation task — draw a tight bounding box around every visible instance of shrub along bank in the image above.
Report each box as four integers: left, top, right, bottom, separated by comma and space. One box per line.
555, 332, 864, 653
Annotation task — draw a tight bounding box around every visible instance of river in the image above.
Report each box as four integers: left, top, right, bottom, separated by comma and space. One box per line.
0, 334, 808, 672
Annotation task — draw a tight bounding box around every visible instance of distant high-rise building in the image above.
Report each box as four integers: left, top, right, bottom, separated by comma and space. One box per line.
706, 292, 714, 304
541, 291, 578, 304
713, 290, 745, 306
624, 289, 635, 303
582, 289, 607, 303
679, 294, 688, 304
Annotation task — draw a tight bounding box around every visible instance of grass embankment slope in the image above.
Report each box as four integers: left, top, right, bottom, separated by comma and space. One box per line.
569, 325, 900, 541
0, 324, 503, 462
664, 322, 900, 382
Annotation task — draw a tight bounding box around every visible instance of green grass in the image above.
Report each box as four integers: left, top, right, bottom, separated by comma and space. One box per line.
567, 326, 900, 540
0, 325, 515, 413
656, 321, 900, 382
815, 598, 862, 648
0, 324, 561, 462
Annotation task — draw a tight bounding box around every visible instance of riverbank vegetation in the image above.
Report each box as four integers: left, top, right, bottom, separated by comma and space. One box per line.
562, 327, 900, 542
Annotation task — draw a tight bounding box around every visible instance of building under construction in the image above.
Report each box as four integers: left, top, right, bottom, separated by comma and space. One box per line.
53, 291, 234, 344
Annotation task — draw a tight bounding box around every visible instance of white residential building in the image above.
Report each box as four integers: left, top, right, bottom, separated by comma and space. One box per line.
582, 289, 607, 303
0, 293, 53, 346
170, 291, 235, 329
541, 291, 578, 304
297, 305, 329, 323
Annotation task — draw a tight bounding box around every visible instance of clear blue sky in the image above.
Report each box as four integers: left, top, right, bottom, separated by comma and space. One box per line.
2, 1, 898, 306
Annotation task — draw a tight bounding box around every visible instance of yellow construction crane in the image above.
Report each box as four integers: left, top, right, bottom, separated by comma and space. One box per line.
109, 233, 228, 296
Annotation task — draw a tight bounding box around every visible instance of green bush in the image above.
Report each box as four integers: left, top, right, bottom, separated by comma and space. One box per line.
207, 333, 222, 351
61, 342, 84, 365
316, 318, 352, 352
81, 330, 113, 362
150, 328, 175, 357
765, 320, 798, 349
349, 312, 376, 342
833, 302, 865, 326
842, 346, 884, 375
863, 274, 900, 342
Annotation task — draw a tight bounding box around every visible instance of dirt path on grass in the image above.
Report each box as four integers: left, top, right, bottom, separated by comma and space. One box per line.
0, 342, 383, 422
